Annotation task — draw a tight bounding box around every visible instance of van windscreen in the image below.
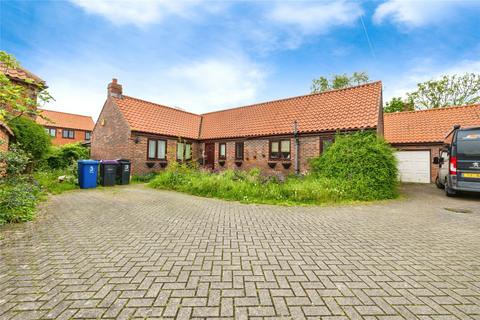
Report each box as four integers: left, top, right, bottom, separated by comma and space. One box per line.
457, 130, 480, 158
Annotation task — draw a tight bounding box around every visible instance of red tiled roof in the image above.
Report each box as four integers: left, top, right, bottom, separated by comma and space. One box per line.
200, 82, 382, 139
113, 96, 202, 140
384, 104, 480, 144
0, 62, 45, 86
37, 109, 95, 131
112, 82, 382, 140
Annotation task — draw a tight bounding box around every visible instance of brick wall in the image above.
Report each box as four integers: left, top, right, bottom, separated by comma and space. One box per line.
392, 143, 442, 183
91, 99, 131, 161
202, 134, 334, 175
46, 127, 91, 146
0, 127, 9, 152
128, 133, 201, 175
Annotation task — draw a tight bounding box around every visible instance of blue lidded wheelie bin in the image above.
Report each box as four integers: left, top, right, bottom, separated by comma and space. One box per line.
77, 160, 100, 189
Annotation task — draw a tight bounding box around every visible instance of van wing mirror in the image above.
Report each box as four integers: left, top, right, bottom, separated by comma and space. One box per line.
433, 157, 439, 164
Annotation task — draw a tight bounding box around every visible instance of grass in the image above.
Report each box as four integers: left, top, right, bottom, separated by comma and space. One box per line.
34, 169, 78, 195
148, 164, 397, 206
131, 172, 159, 184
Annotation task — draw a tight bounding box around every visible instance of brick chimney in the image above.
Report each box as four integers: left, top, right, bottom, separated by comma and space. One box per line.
107, 78, 122, 98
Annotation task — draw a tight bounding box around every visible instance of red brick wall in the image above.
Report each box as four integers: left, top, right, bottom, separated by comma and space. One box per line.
392, 143, 443, 183
201, 134, 334, 175
128, 133, 201, 175
91, 98, 132, 161
47, 128, 91, 146
0, 127, 9, 152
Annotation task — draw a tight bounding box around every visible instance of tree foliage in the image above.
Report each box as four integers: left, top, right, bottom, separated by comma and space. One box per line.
0, 51, 53, 122
9, 116, 51, 164
384, 97, 414, 113
407, 73, 480, 109
311, 72, 369, 93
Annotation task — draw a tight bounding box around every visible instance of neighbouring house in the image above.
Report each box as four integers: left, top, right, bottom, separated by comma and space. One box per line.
36, 109, 95, 146
92, 79, 383, 175
0, 121, 14, 152
0, 63, 46, 113
384, 104, 480, 183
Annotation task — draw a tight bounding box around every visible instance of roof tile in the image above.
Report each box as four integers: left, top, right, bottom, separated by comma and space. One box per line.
384, 104, 480, 144
112, 82, 382, 140
37, 109, 95, 131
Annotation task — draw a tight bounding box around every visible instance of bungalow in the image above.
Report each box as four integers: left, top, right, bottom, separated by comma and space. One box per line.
92, 79, 384, 175
384, 104, 480, 183
36, 109, 95, 146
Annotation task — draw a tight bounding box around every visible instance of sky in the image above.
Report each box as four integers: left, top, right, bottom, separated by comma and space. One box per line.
1, 0, 480, 120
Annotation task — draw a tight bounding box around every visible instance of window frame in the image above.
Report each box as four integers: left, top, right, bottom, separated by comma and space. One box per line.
62, 128, 75, 139
147, 138, 167, 160
320, 137, 334, 155
269, 139, 291, 160
235, 142, 244, 160
218, 142, 227, 160
176, 141, 193, 161
85, 131, 91, 140
45, 127, 56, 137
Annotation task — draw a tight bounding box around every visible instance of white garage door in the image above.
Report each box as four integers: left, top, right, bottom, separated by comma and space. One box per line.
395, 151, 431, 183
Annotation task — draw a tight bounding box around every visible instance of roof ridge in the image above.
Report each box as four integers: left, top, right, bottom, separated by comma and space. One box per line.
200, 81, 382, 116
384, 103, 480, 117
121, 95, 202, 118
39, 108, 94, 119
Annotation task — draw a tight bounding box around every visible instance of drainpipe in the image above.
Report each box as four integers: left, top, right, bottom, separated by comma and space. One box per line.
293, 120, 300, 175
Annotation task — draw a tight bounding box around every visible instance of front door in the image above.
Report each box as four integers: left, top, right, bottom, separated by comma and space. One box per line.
204, 143, 215, 170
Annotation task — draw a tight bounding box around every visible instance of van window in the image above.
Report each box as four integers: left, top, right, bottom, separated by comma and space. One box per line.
457, 130, 480, 158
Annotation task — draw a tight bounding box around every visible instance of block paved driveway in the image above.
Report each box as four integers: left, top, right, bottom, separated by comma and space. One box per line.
1, 185, 480, 320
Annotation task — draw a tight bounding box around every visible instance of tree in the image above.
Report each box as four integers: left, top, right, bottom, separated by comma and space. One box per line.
0, 51, 52, 122
407, 73, 480, 110
384, 97, 414, 113
9, 116, 51, 166
311, 72, 369, 93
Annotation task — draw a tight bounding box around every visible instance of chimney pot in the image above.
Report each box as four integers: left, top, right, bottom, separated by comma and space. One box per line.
108, 78, 122, 98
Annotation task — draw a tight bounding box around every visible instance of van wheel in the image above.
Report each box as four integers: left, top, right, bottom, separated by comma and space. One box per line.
445, 184, 456, 197
435, 176, 444, 189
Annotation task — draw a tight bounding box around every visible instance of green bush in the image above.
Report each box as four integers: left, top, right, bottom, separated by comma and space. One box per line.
0, 178, 41, 225
310, 132, 398, 200
0, 144, 30, 177
8, 117, 51, 165
42, 143, 90, 170
131, 172, 159, 183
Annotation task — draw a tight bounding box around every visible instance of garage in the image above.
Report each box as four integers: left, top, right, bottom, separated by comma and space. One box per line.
395, 151, 431, 183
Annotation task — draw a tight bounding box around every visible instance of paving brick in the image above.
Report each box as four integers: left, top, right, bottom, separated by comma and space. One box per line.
0, 184, 479, 320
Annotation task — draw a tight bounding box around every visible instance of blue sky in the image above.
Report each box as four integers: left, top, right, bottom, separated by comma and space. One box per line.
1, 0, 480, 119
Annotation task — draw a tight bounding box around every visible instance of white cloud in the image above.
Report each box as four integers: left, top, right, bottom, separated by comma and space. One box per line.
40, 54, 267, 120
150, 56, 267, 112
70, 0, 210, 26
383, 58, 480, 102
373, 0, 461, 27
269, 1, 363, 34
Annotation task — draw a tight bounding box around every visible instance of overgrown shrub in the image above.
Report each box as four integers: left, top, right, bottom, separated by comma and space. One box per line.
0, 144, 29, 177
42, 143, 89, 170
0, 179, 40, 224
150, 163, 359, 205
310, 131, 398, 200
8, 116, 51, 165
131, 172, 159, 183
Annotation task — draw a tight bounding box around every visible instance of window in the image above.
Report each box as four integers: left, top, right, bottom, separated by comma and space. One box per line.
235, 142, 244, 160
147, 139, 167, 160
219, 143, 226, 160
85, 131, 91, 140
177, 142, 192, 161
270, 139, 290, 160
320, 138, 334, 154
45, 127, 56, 137
62, 129, 74, 139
